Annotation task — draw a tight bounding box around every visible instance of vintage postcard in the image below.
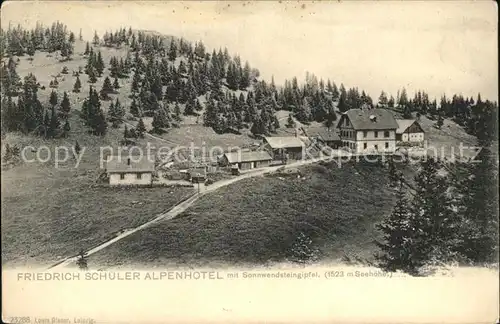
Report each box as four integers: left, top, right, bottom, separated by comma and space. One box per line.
1, 1, 499, 323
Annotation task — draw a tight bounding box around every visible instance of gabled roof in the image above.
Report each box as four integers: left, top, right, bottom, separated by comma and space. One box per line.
396, 119, 424, 134
223, 151, 273, 163
339, 108, 398, 130
106, 155, 155, 173
264, 136, 305, 149
317, 130, 341, 142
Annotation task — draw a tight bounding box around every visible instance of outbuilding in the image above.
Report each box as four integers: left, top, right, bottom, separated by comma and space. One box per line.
396, 119, 425, 143
316, 130, 342, 149
262, 136, 305, 161
219, 150, 273, 170
106, 155, 155, 186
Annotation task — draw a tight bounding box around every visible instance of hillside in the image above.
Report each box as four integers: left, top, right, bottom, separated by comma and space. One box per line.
89, 160, 404, 269
1, 23, 495, 269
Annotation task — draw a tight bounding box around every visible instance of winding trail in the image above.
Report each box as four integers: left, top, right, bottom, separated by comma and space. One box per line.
47, 156, 337, 270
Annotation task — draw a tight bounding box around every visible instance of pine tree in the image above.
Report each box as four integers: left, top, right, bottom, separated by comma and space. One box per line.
375, 182, 422, 275
288, 232, 320, 264
73, 75, 81, 93
387, 155, 402, 187
410, 158, 459, 269
113, 77, 120, 90
108, 98, 125, 128
151, 108, 170, 134
436, 111, 444, 129
184, 98, 195, 116
402, 105, 413, 119
240, 61, 251, 89
88, 67, 97, 83
100, 76, 113, 100
136, 118, 146, 138
168, 39, 177, 61
95, 51, 105, 76
93, 31, 99, 46
323, 106, 337, 131
48, 106, 60, 138
398, 88, 408, 107
130, 98, 140, 117
131, 70, 140, 94
338, 90, 348, 113
250, 115, 265, 136
84, 42, 90, 55
43, 110, 51, 137
455, 148, 498, 263
60, 91, 71, 119
388, 96, 395, 108
26, 40, 35, 58
49, 90, 58, 107
94, 109, 107, 136
378, 91, 389, 108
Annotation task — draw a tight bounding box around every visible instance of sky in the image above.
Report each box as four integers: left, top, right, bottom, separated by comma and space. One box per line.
1, 1, 498, 101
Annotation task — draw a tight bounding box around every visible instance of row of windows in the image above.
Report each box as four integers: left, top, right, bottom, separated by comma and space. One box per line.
340, 130, 354, 138
342, 142, 390, 150
363, 130, 391, 138
119, 173, 144, 180
362, 142, 390, 149
340, 130, 391, 138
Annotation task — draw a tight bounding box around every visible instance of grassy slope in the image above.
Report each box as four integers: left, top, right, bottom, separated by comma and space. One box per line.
0, 108, 194, 268
1, 40, 195, 268
89, 161, 400, 269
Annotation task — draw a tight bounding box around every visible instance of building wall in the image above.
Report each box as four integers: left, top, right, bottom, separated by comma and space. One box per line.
109, 172, 152, 186
339, 129, 397, 154
255, 160, 271, 168
323, 140, 341, 149
236, 160, 271, 170
239, 162, 252, 170
355, 129, 396, 141
285, 147, 304, 160
400, 132, 424, 142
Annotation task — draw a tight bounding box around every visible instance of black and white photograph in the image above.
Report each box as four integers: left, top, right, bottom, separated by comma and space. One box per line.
1, 1, 498, 323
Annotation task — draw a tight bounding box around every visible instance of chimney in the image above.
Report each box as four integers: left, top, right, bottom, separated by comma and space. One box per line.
127, 158, 131, 166
295, 128, 299, 138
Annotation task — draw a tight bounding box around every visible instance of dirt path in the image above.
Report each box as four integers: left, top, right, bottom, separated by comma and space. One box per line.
47, 156, 335, 270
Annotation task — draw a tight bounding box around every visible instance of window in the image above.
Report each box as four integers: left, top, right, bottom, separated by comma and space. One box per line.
363, 143, 367, 149
120, 174, 125, 180
374, 131, 378, 138
385, 142, 389, 149
136, 173, 142, 180
363, 131, 367, 138
374, 145, 378, 151
384, 131, 390, 138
